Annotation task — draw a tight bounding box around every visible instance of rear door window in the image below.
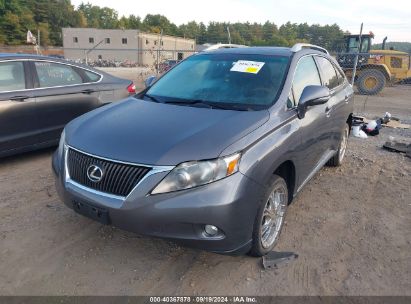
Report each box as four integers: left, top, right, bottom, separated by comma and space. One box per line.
34, 62, 83, 88
0, 61, 26, 92
315, 57, 339, 90
292, 56, 322, 105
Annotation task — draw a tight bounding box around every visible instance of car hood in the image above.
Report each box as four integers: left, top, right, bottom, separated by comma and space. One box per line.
65, 98, 269, 166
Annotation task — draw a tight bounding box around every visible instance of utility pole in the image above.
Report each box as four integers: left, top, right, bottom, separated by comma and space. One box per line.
227, 26, 231, 45
351, 23, 363, 86
85, 39, 105, 65
37, 29, 41, 54
156, 29, 163, 76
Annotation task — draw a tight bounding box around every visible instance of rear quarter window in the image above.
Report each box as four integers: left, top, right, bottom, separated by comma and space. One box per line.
84, 70, 101, 82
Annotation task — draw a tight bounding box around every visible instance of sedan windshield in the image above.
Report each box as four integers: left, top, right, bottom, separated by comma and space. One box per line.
146, 53, 290, 110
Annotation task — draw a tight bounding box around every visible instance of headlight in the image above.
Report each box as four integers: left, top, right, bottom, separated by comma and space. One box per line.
57, 129, 66, 156
151, 153, 241, 194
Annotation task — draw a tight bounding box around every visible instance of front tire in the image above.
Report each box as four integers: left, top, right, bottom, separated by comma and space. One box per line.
357, 69, 386, 95
249, 175, 288, 257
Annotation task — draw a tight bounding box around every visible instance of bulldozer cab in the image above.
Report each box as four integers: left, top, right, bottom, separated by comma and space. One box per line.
344, 34, 372, 53
337, 34, 373, 69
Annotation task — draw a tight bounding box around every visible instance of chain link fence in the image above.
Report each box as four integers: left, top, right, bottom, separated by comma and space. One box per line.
63, 45, 411, 95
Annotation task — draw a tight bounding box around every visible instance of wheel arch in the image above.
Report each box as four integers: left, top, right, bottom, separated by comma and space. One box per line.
359, 64, 391, 81
273, 160, 296, 204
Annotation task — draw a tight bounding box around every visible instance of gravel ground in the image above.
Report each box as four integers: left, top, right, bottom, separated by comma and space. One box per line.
0, 77, 410, 296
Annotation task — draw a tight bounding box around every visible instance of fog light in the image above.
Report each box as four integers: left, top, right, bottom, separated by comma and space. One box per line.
204, 225, 219, 236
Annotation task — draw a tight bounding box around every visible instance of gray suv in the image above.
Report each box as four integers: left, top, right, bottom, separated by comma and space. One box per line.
52, 44, 353, 256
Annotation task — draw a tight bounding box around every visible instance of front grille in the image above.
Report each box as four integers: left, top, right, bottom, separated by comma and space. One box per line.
67, 148, 151, 197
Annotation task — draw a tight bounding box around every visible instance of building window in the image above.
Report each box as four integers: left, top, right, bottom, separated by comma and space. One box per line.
161, 41, 164, 46
154, 40, 157, 46
122, 38, 127, 44
89, 37, 94, 44
146, 39, 149, 45
73, 37, 78, 43
98, 55, 102, 60
191, 44, 194, 49
105, 38, 110, 44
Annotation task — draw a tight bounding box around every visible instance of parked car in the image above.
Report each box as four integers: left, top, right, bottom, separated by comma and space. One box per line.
158, 59, 180, 74
0, 53, 136, 157
52, 44, 354, 256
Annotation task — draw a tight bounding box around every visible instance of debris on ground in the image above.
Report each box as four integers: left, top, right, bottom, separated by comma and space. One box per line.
383, 140, 411, 158
384, 120, 410, 129
262, 251, 298, 270
352, 125, 368, 138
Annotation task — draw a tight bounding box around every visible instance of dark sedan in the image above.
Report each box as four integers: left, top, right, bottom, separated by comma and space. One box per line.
0, 54, 136, 157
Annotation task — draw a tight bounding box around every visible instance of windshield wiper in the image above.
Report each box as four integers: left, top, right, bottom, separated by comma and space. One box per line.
164, 99, 249, 111
144, 93, 162, 103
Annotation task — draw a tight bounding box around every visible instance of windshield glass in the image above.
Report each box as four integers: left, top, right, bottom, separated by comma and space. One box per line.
146, 53, 290, 109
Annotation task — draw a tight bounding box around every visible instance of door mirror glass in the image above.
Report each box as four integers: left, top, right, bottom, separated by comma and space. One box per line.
144, 75, 157, 88
297, 85, 330, 119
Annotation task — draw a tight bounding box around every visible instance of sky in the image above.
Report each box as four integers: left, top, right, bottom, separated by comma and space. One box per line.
71, 0, 411, 42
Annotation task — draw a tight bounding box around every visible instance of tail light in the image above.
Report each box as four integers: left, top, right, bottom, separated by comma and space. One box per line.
127, 83, 136, 94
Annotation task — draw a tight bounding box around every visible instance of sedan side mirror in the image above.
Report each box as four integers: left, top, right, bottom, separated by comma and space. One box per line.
297, 85, 330, 119
144, 75, 157, 88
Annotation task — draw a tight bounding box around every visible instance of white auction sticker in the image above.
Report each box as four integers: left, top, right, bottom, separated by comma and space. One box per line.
230, 60, 265, 74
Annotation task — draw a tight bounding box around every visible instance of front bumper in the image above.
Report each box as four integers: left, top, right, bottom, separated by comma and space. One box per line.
52, 148, 264, 254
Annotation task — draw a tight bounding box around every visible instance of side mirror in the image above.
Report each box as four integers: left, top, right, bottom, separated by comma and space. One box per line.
297, 85, 330, 119
144, 75, 157, 88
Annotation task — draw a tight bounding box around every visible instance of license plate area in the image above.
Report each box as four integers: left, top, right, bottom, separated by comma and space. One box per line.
72, 200, 110, 225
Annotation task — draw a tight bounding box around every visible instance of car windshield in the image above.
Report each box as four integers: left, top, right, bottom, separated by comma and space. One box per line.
146, 53, 290, 110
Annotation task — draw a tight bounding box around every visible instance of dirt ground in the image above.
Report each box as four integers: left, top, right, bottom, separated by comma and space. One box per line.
0, 70, 410, 295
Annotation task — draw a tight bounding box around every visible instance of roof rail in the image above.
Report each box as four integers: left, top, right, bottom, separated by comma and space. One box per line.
290, 43, 329, 55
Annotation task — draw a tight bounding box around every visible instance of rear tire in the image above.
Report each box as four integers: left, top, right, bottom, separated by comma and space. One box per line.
249, 175, 288, 257
327, 123, 349, 167
357, 69, 386, 95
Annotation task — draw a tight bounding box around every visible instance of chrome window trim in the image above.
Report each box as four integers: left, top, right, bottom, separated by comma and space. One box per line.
0, 58, 103, 94
64, 145, 174, 201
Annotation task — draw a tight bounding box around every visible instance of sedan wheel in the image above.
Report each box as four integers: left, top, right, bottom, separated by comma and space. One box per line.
338, 124, 349, 164
261, 184, 288, 249
250, 175, 288, 256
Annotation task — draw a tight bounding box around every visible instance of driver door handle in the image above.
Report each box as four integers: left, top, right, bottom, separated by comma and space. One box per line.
81, 89, 95, 94
10, 95, 30, 101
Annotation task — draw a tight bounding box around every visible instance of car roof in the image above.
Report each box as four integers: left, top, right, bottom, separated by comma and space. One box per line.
0, 53, 102, 73
201, 47, 293, 57
0, 53, 66, 61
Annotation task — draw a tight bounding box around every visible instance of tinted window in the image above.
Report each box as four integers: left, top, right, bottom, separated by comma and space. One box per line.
0, 61, 25, 92
84, 70, 101, 82
292, 56, 321, 104
147, 53, 290, 108
316, 57, 339, 89
35, 62, 83, 87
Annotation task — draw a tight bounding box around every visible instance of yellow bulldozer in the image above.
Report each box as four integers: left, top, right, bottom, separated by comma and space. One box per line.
336, 33, 411, 95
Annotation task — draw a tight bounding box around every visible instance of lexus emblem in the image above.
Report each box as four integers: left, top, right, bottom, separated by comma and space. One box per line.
87, 165, 104, 182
